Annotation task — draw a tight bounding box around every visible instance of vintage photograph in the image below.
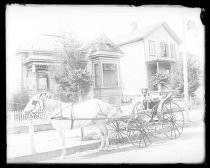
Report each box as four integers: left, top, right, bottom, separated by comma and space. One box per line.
6, 5, 205, 163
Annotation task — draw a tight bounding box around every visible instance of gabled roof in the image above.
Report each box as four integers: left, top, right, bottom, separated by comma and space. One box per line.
113, 21, 182, 46
18, 34, 64, 53
81, 34, 124, 54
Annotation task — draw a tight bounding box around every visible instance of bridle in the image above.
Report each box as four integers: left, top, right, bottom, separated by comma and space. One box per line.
26, 93, 46, 121
26, 93, 74, 129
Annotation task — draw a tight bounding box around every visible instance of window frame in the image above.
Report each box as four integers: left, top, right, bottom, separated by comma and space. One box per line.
170, 43, 176, 58
102, 63, 119, 88
37, 73, 49, 90
160, 42, 169, 57
149, 40, 156, 56
93, 63, 100, 88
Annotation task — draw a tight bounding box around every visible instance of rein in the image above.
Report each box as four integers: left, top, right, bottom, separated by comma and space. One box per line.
28, 97, 74, 129
97, 103, 109, 117
48, 101, 74, 130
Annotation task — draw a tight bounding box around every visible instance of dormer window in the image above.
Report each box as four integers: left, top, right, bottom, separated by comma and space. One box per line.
160, 42, 169, 57
149, 40, 155, 56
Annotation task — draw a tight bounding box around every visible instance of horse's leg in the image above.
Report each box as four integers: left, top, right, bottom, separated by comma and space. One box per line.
100, 121, 110, 150
57, 129, 66, 158
95, 121, 106, 151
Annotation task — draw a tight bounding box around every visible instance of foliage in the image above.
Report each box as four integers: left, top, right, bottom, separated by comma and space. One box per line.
151, 72, 170, 91
7, 89, 30, 111
50, 33, 93, 102
169, 53, 201, 97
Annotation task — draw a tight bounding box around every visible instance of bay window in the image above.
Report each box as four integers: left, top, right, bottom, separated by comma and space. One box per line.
102, 63, 118, 88
94, 63, 100, 88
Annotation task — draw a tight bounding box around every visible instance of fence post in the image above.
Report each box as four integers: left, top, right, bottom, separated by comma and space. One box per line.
81, 127, 84, 141
28, 119, 36, 154
10, 111, 15, 128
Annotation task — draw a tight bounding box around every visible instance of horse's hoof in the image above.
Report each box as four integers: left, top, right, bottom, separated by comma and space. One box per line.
59, 156, 65, 160
103, 146, 111, 151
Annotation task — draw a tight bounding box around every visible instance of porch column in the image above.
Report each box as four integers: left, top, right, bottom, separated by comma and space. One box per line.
156, 62, 159, 73
31, 64, 37, 94
156, 62, 161, 91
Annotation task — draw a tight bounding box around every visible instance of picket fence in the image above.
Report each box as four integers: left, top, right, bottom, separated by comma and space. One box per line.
7, 110, 50, 128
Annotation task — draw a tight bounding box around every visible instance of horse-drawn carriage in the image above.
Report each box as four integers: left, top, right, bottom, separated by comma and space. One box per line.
24, 90, 184, 156
106, 92, 184, 148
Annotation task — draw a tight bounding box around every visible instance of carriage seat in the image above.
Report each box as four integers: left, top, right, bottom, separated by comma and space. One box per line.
156, 93, 172, 113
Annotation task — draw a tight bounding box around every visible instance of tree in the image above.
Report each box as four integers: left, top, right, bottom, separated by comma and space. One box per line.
7, 88, 30, 111
151, 72, 170, 92
169, 53, 201, 97
50, 33, 93, 102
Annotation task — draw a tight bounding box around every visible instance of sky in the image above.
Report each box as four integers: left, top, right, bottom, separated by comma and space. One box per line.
6, 5, 204, 94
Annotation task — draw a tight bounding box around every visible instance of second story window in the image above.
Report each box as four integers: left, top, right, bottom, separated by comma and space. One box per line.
170, 44, 176, 58
149, 41, 155, 56
160, 42, 169, 57
103, 63, 118, 88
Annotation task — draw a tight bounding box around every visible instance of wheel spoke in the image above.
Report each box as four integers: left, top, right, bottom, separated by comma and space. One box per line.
174, 121, 184, 128
138, 135, 143, 148
143, 130, 152, 143
107, 123, 116, 129
173, 122, 180, 135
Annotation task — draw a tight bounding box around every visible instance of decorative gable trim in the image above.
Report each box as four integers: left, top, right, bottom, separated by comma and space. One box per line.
82, 34, 124, 54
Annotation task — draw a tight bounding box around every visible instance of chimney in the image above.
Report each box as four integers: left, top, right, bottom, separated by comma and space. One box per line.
130, 22, 138, 31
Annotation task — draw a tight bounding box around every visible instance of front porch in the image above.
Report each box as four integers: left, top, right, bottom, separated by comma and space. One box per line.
147, 61, 172, 91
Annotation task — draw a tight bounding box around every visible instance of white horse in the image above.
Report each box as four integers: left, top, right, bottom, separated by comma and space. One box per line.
23, 92, 122, 158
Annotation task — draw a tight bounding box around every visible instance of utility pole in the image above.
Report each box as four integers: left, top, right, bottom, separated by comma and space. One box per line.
181, 7, 190, 122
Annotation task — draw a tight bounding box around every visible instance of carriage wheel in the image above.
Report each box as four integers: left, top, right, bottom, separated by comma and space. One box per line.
126, 113, 153, 148
107, 120, 127, 144
161, 101, 184, 139
146, 113, 162, 137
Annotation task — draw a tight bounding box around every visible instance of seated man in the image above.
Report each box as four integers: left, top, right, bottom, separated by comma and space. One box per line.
140, 88, 150, 110
140, 88, 160, 110
140, 88, 162, 121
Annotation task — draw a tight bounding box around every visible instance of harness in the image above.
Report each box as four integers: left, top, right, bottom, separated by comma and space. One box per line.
29, 98, 75, 130
49, 103, 75, 130
97, 103, 109, 118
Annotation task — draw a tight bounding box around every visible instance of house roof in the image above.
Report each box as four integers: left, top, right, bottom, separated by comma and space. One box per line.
81, 34, 124, 55
18, 34, 64, 53
113, 21, 182, 46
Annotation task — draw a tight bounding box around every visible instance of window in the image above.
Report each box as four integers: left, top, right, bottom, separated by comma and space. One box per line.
102, 63, 118, 87
170, 44, 176, 58
94, 64, 100, 88
149, 41, 155, 56
38, 73, 49, 90
160, 42, 169, 57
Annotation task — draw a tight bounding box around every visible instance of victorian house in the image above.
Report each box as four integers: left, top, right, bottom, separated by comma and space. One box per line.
17, 22, 181, 106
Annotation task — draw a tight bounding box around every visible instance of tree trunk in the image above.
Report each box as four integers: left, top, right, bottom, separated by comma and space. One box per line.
78, 92, 84, 141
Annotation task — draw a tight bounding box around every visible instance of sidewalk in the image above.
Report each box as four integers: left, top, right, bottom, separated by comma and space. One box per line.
7, 106, 204, 163
7, 126, 101, 163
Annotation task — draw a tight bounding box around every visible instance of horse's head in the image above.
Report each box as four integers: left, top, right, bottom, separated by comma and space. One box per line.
23, 91, 52, 114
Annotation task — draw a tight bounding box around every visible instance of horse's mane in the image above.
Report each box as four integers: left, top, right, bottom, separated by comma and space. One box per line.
43, 98, 71, 112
